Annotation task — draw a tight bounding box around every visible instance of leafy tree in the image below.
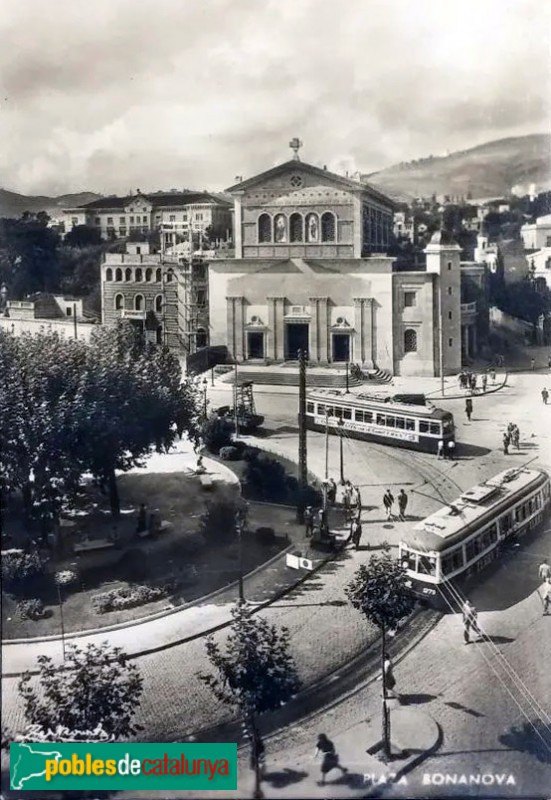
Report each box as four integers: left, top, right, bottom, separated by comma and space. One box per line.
0, 214, 60, 297
18, 642, 143, 739
64, 225, 103, 248
200, 604, 300, 797
74, 321, 200, 517
199, 495, 239, 545
244, 454, 287, 501
200, 414, 234, 454
344, 547, 415, 758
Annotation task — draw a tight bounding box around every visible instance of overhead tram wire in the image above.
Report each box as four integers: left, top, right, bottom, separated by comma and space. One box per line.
332, 427, 551, 746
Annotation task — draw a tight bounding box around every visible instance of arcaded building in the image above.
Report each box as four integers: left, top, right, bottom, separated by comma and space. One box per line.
209, 144, 466, 377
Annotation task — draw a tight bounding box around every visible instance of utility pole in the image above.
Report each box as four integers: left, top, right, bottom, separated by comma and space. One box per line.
439, 275, 445, 396
297, 349, 308, 522
338, 417, 345, 484
73, 303, 77, 339
55, 576, 66, 662
233, 360, 239, 439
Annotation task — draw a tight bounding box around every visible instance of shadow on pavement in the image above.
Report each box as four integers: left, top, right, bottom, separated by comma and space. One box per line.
457, 443, 492, 457
499, 718, 551, 764
400, 693, 438, 705
263, 768, 309, 788
325, 770, 366, 789
443, 700, 485, 718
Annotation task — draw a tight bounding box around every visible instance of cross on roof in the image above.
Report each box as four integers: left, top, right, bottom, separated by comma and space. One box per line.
289, 137, 303, 161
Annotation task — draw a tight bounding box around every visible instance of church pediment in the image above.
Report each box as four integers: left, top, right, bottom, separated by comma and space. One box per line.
124, 199, 153, 214
227, 160, 364, 197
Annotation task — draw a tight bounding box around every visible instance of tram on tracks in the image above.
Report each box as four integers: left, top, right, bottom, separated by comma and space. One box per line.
304, 388, 455, 454
399, 467, 551, 608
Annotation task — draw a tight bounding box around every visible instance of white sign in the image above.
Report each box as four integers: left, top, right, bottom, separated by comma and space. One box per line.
286, 553, 313, 571
313, 417, 418, 443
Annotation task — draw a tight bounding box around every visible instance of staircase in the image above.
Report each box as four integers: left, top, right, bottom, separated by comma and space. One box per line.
221, 368, 393, 389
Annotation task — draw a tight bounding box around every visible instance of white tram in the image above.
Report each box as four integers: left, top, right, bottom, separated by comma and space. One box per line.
399, 467, 551, 607
304, 389, 455, 454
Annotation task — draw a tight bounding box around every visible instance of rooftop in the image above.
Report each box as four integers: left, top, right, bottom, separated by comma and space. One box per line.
68, 191, 232, 211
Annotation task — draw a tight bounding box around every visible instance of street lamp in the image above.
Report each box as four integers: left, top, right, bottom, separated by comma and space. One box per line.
337, 417, 345, 484
54, 573, 67, 662
202, 378, 208, 419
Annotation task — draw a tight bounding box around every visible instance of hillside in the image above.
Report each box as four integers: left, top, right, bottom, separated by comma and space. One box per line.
0, 189, 102, 219
365, 134, 551, 200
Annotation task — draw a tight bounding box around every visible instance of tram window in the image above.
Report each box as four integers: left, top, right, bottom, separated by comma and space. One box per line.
355, 410, 364, 422
307, 402, 314, 414
386, 416, 396, 428
405, 418, 415, 431
343, 408, 352, 420
430, 423, 440, 435
500, 514, 513, 533
317, 404, 325, 416
326, 406, 334, 417
419, 421, 429, 433
418, 555, 436, 576
364, 411, 373, 423
376, 413, 385, 426
442, 549, 464, 575
396, 417, 405, 429
479, 524, 498, 550
401, 550, 418, 572
334, 407, 343, 418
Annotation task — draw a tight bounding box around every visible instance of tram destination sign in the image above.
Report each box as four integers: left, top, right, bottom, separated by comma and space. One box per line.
314, 417, 418, 443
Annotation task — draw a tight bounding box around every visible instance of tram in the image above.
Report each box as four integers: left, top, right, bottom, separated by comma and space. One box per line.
399, 467, 551, 608
304, 389, 455, 454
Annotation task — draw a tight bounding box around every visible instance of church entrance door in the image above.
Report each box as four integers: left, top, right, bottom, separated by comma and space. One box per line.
332, 333, 350, 362
285, 323, 309, 360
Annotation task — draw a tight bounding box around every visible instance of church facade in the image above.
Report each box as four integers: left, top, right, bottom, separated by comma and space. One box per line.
209, 145, 464, 377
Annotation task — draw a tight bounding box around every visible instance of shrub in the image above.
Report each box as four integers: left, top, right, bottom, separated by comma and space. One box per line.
55, 569, 78, 587
244, 454, 287, 500
255, 526, 276, 545
242, 447, 259, 463
200, 416, 234, 454
199, 497, 238, 544
219, 446, 239, 461
1, 550, 46, 593
92, 584, 169, 614
16, 598, 46, 620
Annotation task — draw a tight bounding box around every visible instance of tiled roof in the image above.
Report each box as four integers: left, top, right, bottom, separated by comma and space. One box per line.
75, 192, 231, 211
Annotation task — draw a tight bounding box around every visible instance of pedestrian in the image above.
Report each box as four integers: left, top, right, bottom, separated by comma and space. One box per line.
342, 481, 351, 513
548, 354, 551, 372
462, 600, 481, 644
471, 374, 477, 391
383, 489, 394, 520
538, 559, 551, 581
490, 367, 496, 383
354, 485, 362, 512
458, 372, 464, 390
503, 433, 510, 455
398, 488, 408, 521
382, 654, 396, 693
314, 734, 348, 786
512, 426, 520, 450
465, 398, 473, 421
447, 440, 456, 460
531, 357, 536, 371
304, 506, 314, 538
327, 478, 337, 506
350, 518, 363, 550
136, 503, 147, 534
437, 439, 445, 459
541, 579, 551, 616
542, 388, 549, 405
482, 373, 488, 392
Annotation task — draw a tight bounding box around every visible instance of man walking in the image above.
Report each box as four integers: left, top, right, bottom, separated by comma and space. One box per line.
542, 388, 549, 405
542, 578, 551, 616
538, 558, 551, 581
447, 439, 456, 460
482, 373, 488, 392
465, 398, 473, 421
327, 478, 337, 506
437, 439, 444, 459
462, 599, 481, 644
531, 357, 536, 371
398, 489, 408, 521
304, 506, 314, 538
503, 432, 510, 455
350, 518, 363, 550
383, 489, 394, 520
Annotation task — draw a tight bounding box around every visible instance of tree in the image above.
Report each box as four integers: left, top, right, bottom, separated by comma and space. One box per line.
344, 547, 415, 759
74, 321, 200, 517
199, 604, 300, 797
0, 214, 60, 297
64, 225, 103, 248
18, 642, 143, 739
200, 414, 234, 454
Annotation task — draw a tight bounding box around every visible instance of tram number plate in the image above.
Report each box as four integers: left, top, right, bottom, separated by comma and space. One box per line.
422, 587, 436, 595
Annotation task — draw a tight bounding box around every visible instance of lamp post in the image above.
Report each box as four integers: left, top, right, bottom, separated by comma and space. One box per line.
55, 574, 66, 662
337, 417, 345, 484
202, 378, 208, 419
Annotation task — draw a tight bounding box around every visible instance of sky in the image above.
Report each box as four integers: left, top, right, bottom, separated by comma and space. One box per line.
0, 0, 549, 196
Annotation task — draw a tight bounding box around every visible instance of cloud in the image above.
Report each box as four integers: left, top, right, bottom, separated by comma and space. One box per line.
0, 0, 549, 195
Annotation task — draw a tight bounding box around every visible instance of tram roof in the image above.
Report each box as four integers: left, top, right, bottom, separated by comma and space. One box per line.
400, 467, 548, 553
305, 388, 449, 418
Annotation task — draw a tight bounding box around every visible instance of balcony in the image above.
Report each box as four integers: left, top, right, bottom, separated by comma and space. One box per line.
461, 301, 477, 322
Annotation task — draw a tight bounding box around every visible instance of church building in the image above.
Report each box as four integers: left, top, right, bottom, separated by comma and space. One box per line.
209, 141, 464, 377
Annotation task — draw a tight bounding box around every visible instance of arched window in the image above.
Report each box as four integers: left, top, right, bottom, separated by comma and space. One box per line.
165, 269, 173, 283
196, 327, 207, 348
274, 214, 287, 243
404, 328, 417, 353
125, 268, 132, 281
290, 213, 303, 242
145, 268, 152, 282
154, 295, 163, 313
135, 268, 143, 282
114, 293, 124, 311
156, 268, 162, 282
305, 213, 319, 242
321, 212, 336, 242
115, 268, 123, 282
258, 214, 272, 243
135, 294, 144, 311
105, 268, 113, 281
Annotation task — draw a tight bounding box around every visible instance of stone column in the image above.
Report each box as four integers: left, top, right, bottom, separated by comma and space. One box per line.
266, 297, 276, 360
234, 195, 243, 258
234, 297, 245, 361
274, 297, 286, 361
352, 195, 362, 258
353, 298, 364, 364
309, 298, 319, 361
362, 298, 375, 369
318, 297, 329, 363
226, 297, 236, 355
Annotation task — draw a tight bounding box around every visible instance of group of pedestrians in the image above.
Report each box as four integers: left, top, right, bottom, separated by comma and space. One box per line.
458, 369, 496, 394
383, 488, 408, 521
437, 438, 456, 459
502, 422, 520, 455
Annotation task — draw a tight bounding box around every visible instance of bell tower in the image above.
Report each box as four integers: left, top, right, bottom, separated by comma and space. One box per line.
425, 230, 462, 377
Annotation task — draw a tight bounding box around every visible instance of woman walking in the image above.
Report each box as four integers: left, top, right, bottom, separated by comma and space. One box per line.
314, 734, 348, 786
